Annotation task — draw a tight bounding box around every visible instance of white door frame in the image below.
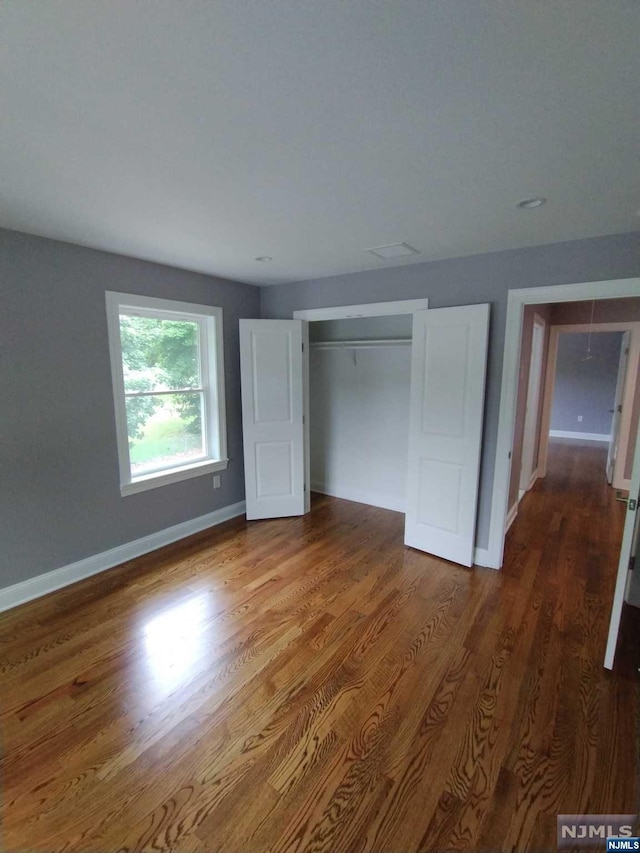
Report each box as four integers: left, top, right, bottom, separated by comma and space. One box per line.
537, 321, 640, 491
607, 332, 631, 486
519, 313, 547, 497
293, 298, 429, 322
488, 277, 640, 570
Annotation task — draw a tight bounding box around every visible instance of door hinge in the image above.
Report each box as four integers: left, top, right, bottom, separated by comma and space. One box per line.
629, 556, 636, 573
616, 491, 635, 507
302, 342, 304, 352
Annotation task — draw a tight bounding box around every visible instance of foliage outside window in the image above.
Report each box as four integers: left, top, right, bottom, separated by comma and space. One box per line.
106, 293, 227, 495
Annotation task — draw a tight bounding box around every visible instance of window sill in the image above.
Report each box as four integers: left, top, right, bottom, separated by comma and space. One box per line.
120, 458, 229, 496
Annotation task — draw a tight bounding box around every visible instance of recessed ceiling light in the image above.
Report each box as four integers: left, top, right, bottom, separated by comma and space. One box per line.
517, 197, 546, 209
255, 256, 272, 262
367, 242, 420, 260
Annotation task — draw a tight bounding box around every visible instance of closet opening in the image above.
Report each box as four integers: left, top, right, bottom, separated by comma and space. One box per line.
308, 313, 413, 515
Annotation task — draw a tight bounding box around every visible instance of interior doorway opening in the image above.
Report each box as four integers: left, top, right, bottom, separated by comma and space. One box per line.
490, 279, 640, 669
537, 321, 640, 493
506, 299, 640, 535
308, 313, 413, 515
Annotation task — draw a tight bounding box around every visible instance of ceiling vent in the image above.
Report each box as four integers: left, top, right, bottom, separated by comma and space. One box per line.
367, 242, 420, 260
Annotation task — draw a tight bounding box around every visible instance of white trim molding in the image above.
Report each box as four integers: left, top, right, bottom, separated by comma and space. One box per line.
488, 277, 640, 570
293, 298, 429, 321
0, 501, 246, 614
549, 430, 610, 442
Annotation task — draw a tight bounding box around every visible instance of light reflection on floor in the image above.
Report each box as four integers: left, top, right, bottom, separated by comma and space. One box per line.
142, 595, 212, 694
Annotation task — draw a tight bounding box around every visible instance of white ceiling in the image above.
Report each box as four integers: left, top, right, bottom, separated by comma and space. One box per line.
1, 1, 639, 286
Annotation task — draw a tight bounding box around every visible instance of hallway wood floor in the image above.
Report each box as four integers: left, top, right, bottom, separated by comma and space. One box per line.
1, 441, 638, 852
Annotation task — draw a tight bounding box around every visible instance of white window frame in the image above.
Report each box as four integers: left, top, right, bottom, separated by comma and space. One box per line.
106, 292, 228, 496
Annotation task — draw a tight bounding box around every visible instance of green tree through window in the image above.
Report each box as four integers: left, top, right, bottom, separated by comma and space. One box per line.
120, 315, 202, 447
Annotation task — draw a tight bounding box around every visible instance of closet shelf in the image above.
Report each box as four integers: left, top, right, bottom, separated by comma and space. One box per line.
310, 338, 411, 350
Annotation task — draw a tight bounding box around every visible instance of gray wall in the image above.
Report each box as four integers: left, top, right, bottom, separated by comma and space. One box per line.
550, 297, 640, 325
1, 228, 260, 588
548, 297, 640, 479
261, 231, 640, 550
309, 315, 413, 342
550, 332, 623, 435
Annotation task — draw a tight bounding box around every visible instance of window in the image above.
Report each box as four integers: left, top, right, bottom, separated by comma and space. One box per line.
106, 292, 227, 495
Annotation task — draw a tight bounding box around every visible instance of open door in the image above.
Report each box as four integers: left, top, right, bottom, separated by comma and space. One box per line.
604, 418, 640, 669
606, 331, 630, 485
239, 319, 309, 520
404, 304, 490, 567
519, 315, 546, 496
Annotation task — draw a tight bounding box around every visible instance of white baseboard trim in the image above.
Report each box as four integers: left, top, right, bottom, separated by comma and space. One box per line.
549, 430, 610, 442
518, 469, 541, 505
311, 481, 405, 514
505, 502, 518, 533
0, 501, 246, 614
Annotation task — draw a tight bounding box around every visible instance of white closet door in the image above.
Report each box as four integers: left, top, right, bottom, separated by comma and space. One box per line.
604, 419, 640, 669
240, 320, 308, 520
404, 305, 490, 567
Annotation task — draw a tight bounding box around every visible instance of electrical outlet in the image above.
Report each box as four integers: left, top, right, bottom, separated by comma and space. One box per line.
577, 415, 583, 422
213, 475, 221, 489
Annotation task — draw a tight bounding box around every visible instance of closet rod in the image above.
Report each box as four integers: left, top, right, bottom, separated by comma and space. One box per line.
310, 338, 411, 350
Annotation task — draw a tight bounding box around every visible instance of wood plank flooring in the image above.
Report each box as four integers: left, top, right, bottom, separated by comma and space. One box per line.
1, 440, 638, 852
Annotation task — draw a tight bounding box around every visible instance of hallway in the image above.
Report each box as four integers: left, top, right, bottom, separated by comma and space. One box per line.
508, 437, 627, 593
507, 437, 639, 672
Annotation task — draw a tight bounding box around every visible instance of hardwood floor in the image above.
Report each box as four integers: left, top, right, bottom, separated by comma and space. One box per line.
1, 440, 638, 852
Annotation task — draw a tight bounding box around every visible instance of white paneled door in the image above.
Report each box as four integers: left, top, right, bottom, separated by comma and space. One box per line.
240, 320, 309, 520
604, 418, 640, 669
404, 305, 490, 567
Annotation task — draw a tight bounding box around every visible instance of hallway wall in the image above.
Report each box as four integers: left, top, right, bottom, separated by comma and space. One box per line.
550, 332, 623, 437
